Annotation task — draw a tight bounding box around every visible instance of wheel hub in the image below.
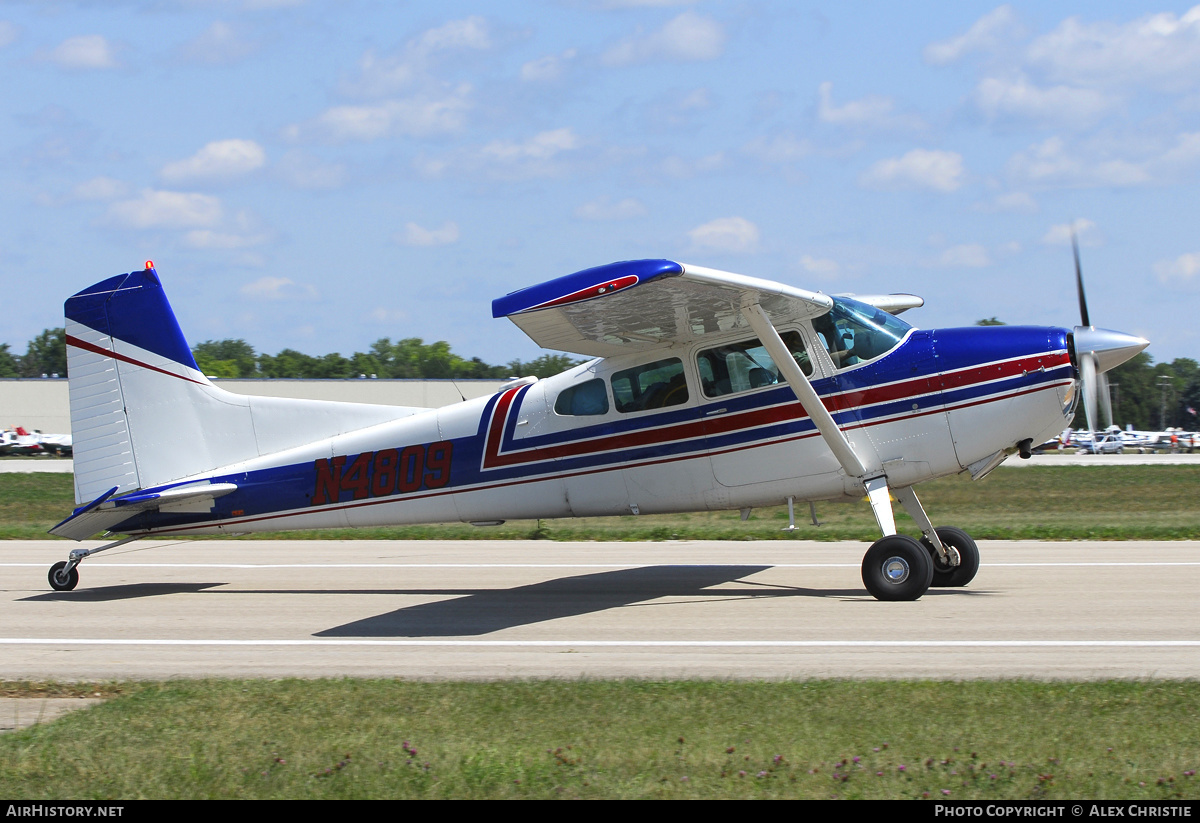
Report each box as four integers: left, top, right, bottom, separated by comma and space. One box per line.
882, 556, 910, 584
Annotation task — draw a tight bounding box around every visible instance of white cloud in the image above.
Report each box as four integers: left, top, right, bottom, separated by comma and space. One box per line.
106, 189, 223, 229
939, 244, 992, 268
924, 5, 1023, 65
975, 191, 1039, 213
818, 82, 925, 131
688, 216, 759, 253
411, 15, 491, 56
1007, 137, 1150, 188
160, 140, 266, 184
574, 197, 647, 221
521, 49, 577, 83
239, 276, 318, 300
799, 255, 840, 278
603, 11, 726, 66
178, 21, 258, 65
1154, 252, 1200, 283
1042, 219, 1097, 246
659, 151, 725, 179
0, 21, 17, 49
860, 149, 965, 192
184, 229, 271, 250
274, 151, 346, 190
47, 34, 120, 70
482, 128, 579, 163
596, 0, 698, 7
286, 89, 473, 142
973, 75, 1113, 126
72, 176, 129, 201
741, 134, 812, 165
396, 221, 460, 246
644, 87, 715, 130
419, 128, 583, 180
1027, 7, 1200, 93
342, 16, 491, 98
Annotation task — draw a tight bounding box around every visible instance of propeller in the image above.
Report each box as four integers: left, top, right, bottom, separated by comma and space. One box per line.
1070, 230, 1148, 435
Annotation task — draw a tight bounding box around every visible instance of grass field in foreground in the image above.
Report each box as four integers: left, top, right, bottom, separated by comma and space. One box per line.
1, 680, 1197, 800
3, 464, 1199, 541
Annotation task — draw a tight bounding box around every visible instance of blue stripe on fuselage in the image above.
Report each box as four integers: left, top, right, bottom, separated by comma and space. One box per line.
105, 324, 1074, 535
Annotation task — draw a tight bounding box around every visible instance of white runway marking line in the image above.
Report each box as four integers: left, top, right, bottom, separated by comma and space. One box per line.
6, 561, 1200, 569
1, 639, 1198, 648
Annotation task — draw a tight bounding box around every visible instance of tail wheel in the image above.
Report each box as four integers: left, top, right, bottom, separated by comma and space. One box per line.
861, 535, 933, 601
48, 561, 79, 592
920, 526, 980, 588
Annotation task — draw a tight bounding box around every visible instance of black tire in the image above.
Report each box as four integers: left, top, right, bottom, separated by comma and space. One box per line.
920, 526, 980, 588
861, 535, 933, 601
48, 561, 78, 592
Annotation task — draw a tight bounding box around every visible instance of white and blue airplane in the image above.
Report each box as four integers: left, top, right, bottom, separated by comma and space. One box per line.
47, 258, 1147, 600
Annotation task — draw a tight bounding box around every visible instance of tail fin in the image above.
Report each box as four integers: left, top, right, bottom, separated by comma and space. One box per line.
65, 264, 418, 505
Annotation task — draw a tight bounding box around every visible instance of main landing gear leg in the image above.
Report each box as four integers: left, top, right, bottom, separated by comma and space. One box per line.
738, 302, 933, 602
894, 486, 980, 588
47, 536, 140, 591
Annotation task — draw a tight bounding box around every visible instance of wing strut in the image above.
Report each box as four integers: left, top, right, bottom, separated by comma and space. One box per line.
740, 302, 897, 536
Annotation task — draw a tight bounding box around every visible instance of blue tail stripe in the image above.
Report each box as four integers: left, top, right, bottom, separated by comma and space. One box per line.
65, 268, 199, 371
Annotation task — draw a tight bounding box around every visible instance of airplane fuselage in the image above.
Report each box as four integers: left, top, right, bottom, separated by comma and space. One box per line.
109, 322, 1076, 538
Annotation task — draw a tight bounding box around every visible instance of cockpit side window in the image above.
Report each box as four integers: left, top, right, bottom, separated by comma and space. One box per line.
811, 297, 911, 370
553, 378, 610, 416
610, 358, 688, 413
697, 332, 810, 398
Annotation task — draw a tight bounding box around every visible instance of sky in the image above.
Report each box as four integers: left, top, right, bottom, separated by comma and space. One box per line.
2, 1, 1198, 368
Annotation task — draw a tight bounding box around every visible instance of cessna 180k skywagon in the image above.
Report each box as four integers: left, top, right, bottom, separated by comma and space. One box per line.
48, 256, 1147, 600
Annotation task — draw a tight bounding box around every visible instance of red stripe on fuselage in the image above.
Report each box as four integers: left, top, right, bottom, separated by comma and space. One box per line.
136, 377, 1071, 538
481, 351, 1071, 470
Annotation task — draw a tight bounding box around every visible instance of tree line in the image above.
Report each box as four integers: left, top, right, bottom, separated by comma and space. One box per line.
0, 328, 577, 382
4, 326, 1199, 431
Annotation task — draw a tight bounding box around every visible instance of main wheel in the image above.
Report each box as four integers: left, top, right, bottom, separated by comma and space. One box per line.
920, 526, 980, 588
48, 561, 79, 592
861, 535, 933, 601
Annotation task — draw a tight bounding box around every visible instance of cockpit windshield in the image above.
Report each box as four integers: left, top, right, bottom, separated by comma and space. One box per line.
811, 296, 912, 369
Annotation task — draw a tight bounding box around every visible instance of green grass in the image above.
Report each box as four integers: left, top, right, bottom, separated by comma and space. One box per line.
5, 465, 1200, 541
1, 680, 1197, 799
4, 470, 1199, 800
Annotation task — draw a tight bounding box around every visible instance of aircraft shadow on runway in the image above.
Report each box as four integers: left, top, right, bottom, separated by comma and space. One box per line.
316, 564, 864, 637
22, 582, 226, 601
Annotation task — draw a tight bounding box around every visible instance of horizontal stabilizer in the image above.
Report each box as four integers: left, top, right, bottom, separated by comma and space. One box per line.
50, 482, 238, 540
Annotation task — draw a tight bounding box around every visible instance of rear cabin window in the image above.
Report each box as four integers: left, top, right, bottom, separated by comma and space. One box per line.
554, 378, 610, 416
610, 358, 689, 413
696, 331, 811, 398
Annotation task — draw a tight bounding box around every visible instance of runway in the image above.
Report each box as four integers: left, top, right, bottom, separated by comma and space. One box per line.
2, 539, 1198, 680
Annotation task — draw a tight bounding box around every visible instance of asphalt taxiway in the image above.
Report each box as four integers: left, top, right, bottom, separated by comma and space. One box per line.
2, 539, 1197, 681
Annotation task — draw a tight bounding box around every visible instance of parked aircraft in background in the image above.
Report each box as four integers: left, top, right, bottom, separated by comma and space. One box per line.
46, 256, 1147, 601
1119, 426, 1195, 453
1064, 426, 1127, 455
0, 427, 43, 456
1058, 425, 1197, 454
0, 426, 73, 457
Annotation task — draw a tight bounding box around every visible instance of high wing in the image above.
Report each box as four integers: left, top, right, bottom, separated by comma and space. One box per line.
492, 259, 838, 357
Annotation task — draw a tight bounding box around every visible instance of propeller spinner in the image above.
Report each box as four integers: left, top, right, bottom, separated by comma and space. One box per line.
1069, 232, 1149, 434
